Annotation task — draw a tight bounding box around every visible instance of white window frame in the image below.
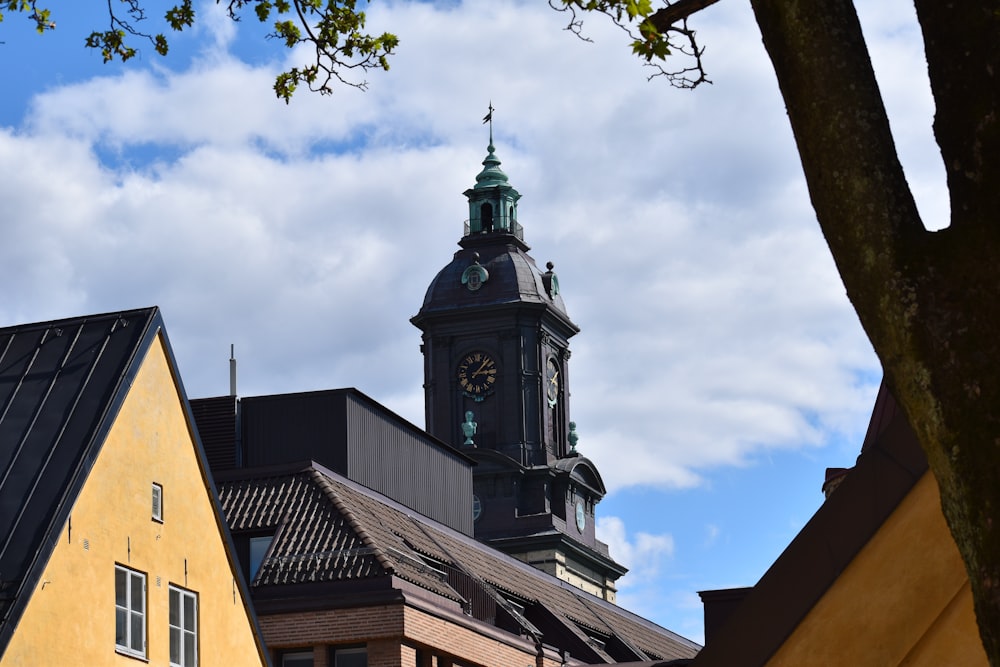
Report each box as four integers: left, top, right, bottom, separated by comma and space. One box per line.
169, 585, 199, 667
152, 482, 164, 522
115, 565, 146, 659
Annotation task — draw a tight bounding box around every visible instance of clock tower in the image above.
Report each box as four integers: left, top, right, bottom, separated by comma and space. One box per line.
411, 130, 626, 600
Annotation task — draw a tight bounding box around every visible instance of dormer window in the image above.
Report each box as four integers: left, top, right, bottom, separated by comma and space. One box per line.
249, 534, 275, 579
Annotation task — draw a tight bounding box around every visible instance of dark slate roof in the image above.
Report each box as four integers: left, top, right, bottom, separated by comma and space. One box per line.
691, 383, 927, 666
412, 242, 578, 336
0, 308, 160, 651
218, 463, 700, 664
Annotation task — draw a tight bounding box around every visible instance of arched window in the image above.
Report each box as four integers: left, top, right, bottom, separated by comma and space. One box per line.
480, 202, 494, 233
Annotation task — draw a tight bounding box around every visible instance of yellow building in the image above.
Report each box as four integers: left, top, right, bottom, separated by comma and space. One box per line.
693, 383, 988, 666
0, 308, 269, 667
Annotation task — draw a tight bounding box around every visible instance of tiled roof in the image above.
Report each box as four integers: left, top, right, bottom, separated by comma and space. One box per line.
219, 463, 700, 663
220, 470, 461, 597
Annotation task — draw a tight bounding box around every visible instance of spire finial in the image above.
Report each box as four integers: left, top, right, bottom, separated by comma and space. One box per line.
482, 101, 494, 149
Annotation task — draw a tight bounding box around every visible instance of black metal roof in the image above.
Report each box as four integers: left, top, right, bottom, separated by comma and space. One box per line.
0, 308, 161, 651
0, 308, 269, 665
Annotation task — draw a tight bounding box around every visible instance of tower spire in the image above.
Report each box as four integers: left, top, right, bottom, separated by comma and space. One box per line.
464, 104, 523, 242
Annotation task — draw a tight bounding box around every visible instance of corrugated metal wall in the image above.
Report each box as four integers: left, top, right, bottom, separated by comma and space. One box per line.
190, 396, 238, 471
230, 389, 473, 535
240, 391, 349, 473
345, 394, 474, 535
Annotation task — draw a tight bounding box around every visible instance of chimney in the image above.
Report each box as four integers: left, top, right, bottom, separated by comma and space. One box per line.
698, 587, 752, 646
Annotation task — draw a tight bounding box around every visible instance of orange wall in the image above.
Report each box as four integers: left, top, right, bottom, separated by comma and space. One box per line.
767, 472, 987, 666
1, 334, 266, 666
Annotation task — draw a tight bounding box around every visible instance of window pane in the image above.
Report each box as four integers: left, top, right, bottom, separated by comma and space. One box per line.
184, 594, 196, 631
184, 632, 197, 666
170, 626, 181, 663
116, 608, 128, 647
115, 569, 126, 607
282, 651, 314, 667
130, 574, 144, 612
335, 649, 367, 667
130, 613, 143, 652
170, 588, 180, 626
249, 535, 274, 578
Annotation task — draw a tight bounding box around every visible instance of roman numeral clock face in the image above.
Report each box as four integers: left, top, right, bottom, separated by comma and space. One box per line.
457, 352, 497, 400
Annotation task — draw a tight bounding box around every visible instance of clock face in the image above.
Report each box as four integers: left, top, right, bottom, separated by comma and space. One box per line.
457, 352, 498, 397
575, 500, 586, 532
545, 358, 559, 405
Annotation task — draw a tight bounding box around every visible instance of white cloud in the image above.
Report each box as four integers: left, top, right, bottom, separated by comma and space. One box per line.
0, 0, 894, 488
597, 515, 675, 587
1, 0, 939, 640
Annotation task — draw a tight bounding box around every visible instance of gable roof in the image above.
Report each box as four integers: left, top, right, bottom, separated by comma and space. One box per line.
0, 308, 268, 663
691, 383, 928, 666
0, 308, 160, 648
218, 462, 700, 664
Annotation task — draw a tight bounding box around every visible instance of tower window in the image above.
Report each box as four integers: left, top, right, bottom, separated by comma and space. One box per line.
480, 202, 494, 232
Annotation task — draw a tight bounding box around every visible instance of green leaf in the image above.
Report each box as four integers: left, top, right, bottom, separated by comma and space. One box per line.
255, 1, 272, 22
165, 1, 194, 31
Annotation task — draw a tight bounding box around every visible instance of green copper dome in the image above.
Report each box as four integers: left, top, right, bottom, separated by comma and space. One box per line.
473, 142, 510, 189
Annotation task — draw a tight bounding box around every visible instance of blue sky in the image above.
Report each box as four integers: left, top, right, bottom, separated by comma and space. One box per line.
0, 0, 942, 643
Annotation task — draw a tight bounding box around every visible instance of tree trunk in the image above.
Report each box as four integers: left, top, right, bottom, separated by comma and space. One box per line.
748, 0, 1000, 662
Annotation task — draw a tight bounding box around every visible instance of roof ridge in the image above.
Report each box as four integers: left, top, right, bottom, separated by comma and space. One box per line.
306, 468, 396, 574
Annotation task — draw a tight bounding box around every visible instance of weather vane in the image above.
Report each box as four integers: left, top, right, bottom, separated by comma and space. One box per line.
482, 101, 494, 146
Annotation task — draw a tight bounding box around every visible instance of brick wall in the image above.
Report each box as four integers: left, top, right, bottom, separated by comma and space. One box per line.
258, 601, 569, 667
262, 604, 405, 648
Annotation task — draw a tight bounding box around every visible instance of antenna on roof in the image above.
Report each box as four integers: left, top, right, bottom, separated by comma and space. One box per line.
229, 344, 237, 397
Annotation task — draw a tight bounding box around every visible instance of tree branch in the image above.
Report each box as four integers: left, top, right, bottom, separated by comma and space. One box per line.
913, 0, 1000, 233
550, 0, 717, 89
648, 0, 722, 33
